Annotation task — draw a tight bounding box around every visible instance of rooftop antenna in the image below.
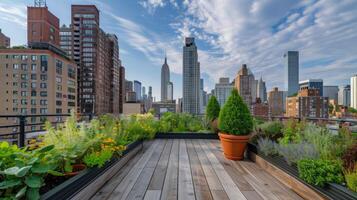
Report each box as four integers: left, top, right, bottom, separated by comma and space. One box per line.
34, 0, 47, 7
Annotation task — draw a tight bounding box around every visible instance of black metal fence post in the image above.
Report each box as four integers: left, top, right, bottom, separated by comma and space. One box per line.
19, 115, 26, 147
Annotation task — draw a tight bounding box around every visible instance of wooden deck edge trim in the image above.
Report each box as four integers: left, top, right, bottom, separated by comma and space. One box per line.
248, 152, 328, 200
71, 143, 143, 200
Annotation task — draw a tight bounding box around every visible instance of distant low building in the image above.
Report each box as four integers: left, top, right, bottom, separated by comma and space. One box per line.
251, 98, 269, 118
0, 29, 10, 48
286, 88, 329, 118
152, 101, 176, 118
123, 102, 144, 115
268, 87, 284, 116
126, 91, 137, 103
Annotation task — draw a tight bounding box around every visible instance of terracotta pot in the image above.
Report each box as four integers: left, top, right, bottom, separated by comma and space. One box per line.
219, 133, 250, 160
64, 164, 86, 177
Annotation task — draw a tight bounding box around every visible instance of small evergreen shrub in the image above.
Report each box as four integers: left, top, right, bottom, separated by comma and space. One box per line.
257, 121, 283, 141
297, 159, 344, 187
206, 96, 220, 121
218, 89, 253, 135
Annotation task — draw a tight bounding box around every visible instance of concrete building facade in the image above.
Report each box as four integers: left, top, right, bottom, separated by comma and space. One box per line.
235, 64, 255, 106
338, 85, 350, 107
268, 87, 284, 116
299, 79, 323, 96
214, 77, 233, 107
352, 75, 357, 109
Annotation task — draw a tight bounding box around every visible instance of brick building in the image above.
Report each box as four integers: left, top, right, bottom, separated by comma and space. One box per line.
0, 29, 10, 48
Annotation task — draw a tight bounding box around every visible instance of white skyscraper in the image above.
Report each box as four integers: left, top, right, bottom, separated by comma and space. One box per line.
351, 75, 357, 109
161, 57, 170, 101
182, 37, 200, 114
338, 85, 350, 107
214, 77, 233, 106
167, 82, 173, 101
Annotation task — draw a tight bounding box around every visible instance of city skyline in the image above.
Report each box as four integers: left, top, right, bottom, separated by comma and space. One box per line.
0, 0, 357, 100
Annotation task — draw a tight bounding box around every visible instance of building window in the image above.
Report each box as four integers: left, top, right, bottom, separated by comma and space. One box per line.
40, 91, 47, 97
20, 82, 28, 88
31, 99, 36, 105
21, 55, 28, 60
13, 91, 18, 96
56, 100, 62, 106
31, 64, 36, 71
21, 99, 27, 105
13, 107, 18, 112
56, 60, 63, 74
21, 74, 28, 80
56, 85, 62, 91
56, 77, 62, 83
40, 74, 47, 81
13, 64, 19, 70
56, 108, 62, 114
68, 66, 76, 79
21, 64, 28, 71
40, 108, 48, 114
31, 108, 36, 114
40, 83, 47, 89
31, 74, 36, 80
31, 55, 37, 61
31, 91, 37, 97
21, 108, 27, 114
40, 100, 48, 105
56, 92, 62, 99
21, 91, 28, 97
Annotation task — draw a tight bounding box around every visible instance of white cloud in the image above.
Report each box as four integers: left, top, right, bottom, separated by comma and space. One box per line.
0, 2, 27, 28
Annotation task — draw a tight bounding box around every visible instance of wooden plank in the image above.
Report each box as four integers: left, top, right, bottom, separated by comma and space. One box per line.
160, 139, 179, 200
144, 190, 161, 200
249, 152, 326, 200
210, 190, 229, 200
107, 140, 158, 200
198, 140, 247, 200
73, 143, 142, 200
186, 140, 213, 200
208, 140, 255, 192
148, 140, 173, 190
178, 140, 195, 200
126, 140, 167, 200
241, 191, 264, 200
91, 146, 145, 200
243, 174, 280, 200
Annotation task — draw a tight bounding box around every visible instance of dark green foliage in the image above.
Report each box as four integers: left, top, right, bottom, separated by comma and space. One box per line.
218, 89, 253, 135
158, 112, 205, 132
348, 107, 357, 114
297, 159, 344, 187
206, 96, 220, 121
257, 121, 284, 141
279, 119, 305, 145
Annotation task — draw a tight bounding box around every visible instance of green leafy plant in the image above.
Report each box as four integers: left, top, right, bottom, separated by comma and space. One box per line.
279, 119, 305, 145
0, 145, 62, 200
256, 121, 284, 141
158, 113, 205, 133
342, 144, 357, 172
218, 89, 253, 135
345, 171, 357, 192
206, 96, 220, 121
84, 149, 113, 168
297, 159, 344, 187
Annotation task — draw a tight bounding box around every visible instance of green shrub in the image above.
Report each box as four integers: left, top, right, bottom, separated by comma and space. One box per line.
257, 121, 283, 141
218, 89, 253, 135
297, 159, 344, 187
84, 149, 113, 168
279, 119, 305, 145
345, 171, 357, 192
206, 96, 220, 121
158, 113, 205, 132
257, 138, 278, 156
278, 142, 319, 165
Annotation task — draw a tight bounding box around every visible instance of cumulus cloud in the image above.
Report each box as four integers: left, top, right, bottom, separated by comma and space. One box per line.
0, 2, 27, 28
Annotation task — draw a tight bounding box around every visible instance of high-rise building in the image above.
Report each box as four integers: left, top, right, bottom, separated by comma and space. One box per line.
27, 5, 60, 47
323, 86, 339, 102
142, 86, 146, 98
351, 75, 357, 109
134, 80, 142, 101
257, 77, 267, 102
235, 64, 255, 106
214, 77, 233, 106
182, 37, 200, 114
284, 51, 299, 96
167, 82, 173, 101
299, 79, 323, 96
62, 5, 122, 115
0, 29, 10, 48
59, 25, 72, 58
125, 80, 133, 93
148, 86, 152, 99
286, 88, 329, 118
338, 85, 350, 107
161, 56, 170, 101
268, 87, 284, 116
199, 78, 205, 114
119, 66, 125, 113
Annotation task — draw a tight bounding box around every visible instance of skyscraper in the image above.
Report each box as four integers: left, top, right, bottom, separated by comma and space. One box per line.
161, 56, 170, 101
134, 80, 142, 101
59, 25, 73, 58
235, 64, 255, 106
338, 85, 350, 107
284, 51, 299, 96
351, 75, 357, 109
167, 82, 173, 101
182, 37, 200, 114
214, 77, 233, 106
257, 77, 267, 102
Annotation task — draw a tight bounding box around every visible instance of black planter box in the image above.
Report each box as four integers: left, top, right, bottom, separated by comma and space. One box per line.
41, 140, 143, 200
247, 143, 357, 200
155, 132, 218, 139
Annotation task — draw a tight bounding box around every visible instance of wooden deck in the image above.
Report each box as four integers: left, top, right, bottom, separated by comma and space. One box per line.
91, 139, 303, 200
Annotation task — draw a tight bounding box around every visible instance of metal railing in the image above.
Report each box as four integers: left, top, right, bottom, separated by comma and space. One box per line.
0, 113, 94, 147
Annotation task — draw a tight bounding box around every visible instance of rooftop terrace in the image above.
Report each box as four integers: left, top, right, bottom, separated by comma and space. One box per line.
91, 139, 302, 200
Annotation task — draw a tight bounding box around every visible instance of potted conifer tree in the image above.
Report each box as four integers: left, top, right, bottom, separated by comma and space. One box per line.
206, 96, 220, 133
218, 88, 253, 160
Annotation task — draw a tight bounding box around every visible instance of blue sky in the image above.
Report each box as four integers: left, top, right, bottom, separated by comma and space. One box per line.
1, 0, 357, 100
